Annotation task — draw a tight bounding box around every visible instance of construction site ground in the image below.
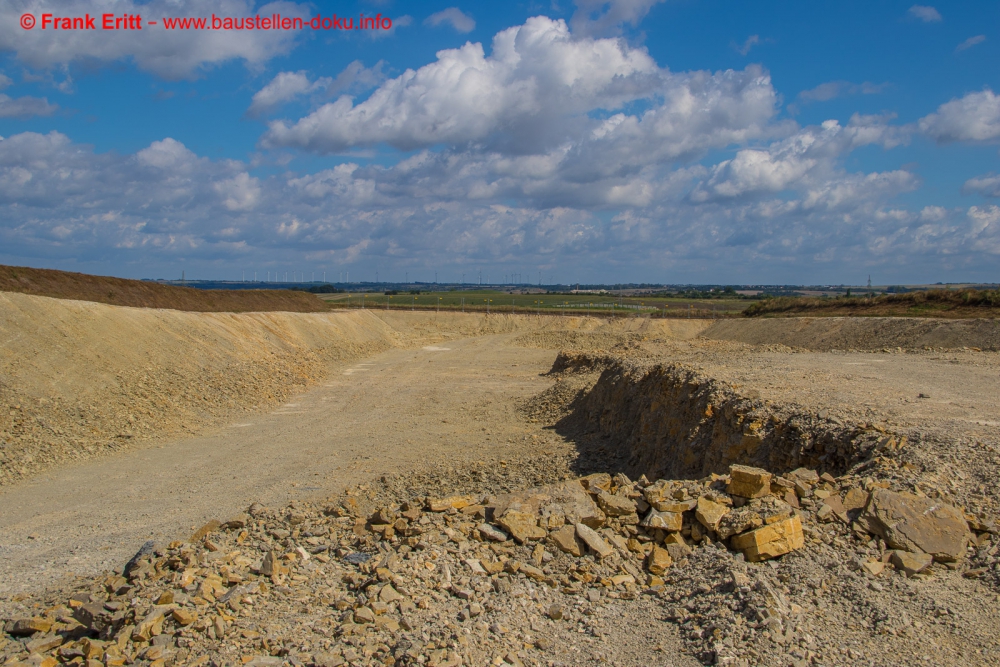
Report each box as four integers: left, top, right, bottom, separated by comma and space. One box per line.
1, 293, 999, 666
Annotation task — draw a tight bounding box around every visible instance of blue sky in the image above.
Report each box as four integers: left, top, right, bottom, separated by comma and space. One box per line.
0, 0, 998, 284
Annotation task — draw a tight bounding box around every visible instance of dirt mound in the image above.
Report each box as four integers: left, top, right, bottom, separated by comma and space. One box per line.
744, 289, 1000, 318
369, 312, 711, 350
512, 318, 712, 351
0, 292, 401, 485
0, 264, 328, 313
700, 316, 1000, 351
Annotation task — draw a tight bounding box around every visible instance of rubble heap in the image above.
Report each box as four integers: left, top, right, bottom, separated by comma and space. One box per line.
2, 464, 993, 667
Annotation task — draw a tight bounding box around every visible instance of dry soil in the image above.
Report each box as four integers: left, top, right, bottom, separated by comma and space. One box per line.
1, 298, 998, 667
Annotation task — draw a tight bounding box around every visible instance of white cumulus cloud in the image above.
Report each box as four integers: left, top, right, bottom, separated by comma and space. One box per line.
919, 89, 1000, 143
214, 172, 261, 211
691, 115, 910, 202
136, 137, 201, 170
570, 0, 666, 36
262, 17, 663, 153
260, 16, 781, 165
248, 71, 331, 116
908, 5, 942, 22
248, 62, 387, 117
0, 93, 57, 117
424, 8, 475, 33
963, 173, 1000, 197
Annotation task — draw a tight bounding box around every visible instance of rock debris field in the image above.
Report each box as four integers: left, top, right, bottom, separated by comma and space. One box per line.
2, 295, 1000, 667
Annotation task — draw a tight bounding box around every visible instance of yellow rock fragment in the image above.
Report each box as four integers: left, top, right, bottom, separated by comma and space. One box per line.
727, 465, 772, 499
730, 515, 804, 562
172, 608, 198, 626
695, 497, 729, 532
646, 545, 673, 575
426, 495, 477, 512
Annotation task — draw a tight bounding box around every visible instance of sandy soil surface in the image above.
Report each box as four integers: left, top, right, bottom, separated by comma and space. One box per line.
0, 334, 569, 597
0, 293, 407, 486
691, 346, 1000, 436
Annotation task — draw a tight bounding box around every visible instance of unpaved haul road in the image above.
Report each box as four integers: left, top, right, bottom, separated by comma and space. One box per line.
0, 334, 561, 598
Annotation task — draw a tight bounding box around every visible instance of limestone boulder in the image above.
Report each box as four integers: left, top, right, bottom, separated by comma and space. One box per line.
727, 465, 772, 498
695, 496, 729, 532
640, 509, 683, 532
857, 489, 971, 561
890, 550, 933, 577
596, 491, 637, 517
497, 511, 547, 544
730, 515, 804, 562
489, 479, 606, 529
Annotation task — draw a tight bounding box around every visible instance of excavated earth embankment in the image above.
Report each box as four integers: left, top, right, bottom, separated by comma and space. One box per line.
0, 265, 330, 313
549, 352, 882, 480
2, 300, 999, 667
0, 293, 405, 486
536, 348, 998, 532
1, 293, 650, 486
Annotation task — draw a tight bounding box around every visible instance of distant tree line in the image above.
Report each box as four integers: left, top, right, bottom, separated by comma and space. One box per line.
292, 284, 344, 294
654, 287, 766, 299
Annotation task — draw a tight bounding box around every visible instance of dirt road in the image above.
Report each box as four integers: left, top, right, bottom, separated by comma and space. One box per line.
0, 335, 565, 598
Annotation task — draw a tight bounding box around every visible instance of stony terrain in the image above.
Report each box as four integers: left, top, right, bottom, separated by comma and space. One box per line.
1, 296, 999, 666
1, 455, 996, 667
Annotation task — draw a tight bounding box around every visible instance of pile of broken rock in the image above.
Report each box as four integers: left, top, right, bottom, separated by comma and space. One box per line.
1, 464, 985, 667
474, 464, 973, 578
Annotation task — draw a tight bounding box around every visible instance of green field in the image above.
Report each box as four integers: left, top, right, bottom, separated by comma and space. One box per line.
318, 290, 747, 317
